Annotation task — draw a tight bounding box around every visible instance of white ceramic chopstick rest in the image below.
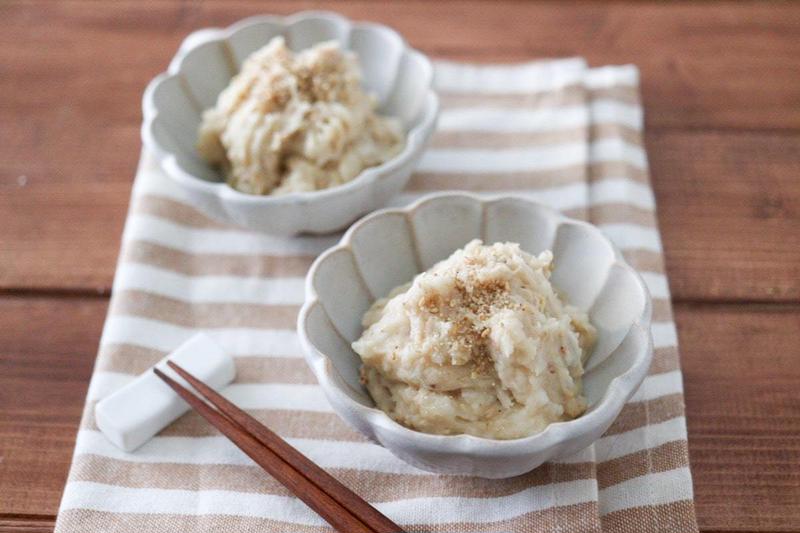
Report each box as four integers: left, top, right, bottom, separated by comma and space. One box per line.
95, 333, 236, 452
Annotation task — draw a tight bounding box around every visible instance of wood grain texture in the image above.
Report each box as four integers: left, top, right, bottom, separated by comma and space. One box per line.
2, 1, 800, 299
4, 1, 799, 130
3, 131, 798, 301
0, 519, 55, 533
1, 1, 799, 532
1, 298, 798, 530
677, 304, 800, 532
650, 130, 800, 303
0, 297, 103, 519
0, 183, 129, 294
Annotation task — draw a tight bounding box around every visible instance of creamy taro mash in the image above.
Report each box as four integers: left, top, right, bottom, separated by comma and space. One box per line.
198, 37, 404, 195
352, 240, 596, 440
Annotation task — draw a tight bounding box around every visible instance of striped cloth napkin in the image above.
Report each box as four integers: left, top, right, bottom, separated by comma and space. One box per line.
55, 58, 698, 533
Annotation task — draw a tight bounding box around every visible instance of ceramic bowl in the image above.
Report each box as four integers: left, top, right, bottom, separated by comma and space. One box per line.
298, 193, 653, 478
141, 12, 438, 235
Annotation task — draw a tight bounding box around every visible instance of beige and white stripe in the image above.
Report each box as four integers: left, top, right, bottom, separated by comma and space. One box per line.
55, 58, 698, 532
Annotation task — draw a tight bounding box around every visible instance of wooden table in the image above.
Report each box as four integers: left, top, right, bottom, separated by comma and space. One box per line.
1, 2, 798, 532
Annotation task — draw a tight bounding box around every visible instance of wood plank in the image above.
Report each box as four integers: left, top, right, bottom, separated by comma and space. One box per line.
2, 130, 799, 302
2, 1, 799, 298
3, 1, 800, 131
0, 518, 54, 533
1, 296, 798, 531
1, 2, 799, 531
0, 297, 104, 518
676, 303, 800, 532
0, 182, 129, 294
650, 130, 800, 303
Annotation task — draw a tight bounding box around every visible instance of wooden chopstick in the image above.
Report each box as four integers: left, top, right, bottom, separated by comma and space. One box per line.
164, 361, 403, 533
154, 364, 405, 533
152, 368, 374, 533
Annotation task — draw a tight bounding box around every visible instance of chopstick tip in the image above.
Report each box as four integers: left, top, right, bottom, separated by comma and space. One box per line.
153, 366, 175, 386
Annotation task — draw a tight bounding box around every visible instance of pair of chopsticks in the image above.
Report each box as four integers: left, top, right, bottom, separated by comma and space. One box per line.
154, 361, 405, 533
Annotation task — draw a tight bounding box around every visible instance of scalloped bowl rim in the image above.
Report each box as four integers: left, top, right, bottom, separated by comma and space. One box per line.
141, 11, 439, 205
298, 192, 654, 455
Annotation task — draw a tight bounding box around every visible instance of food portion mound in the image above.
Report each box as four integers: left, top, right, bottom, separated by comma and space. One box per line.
352, 240, 596, 440
197, 37, 404, 195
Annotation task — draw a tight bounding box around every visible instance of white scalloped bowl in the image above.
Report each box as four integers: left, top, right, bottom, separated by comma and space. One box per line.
298, 193, 653, 478
141, 12, 438, 235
